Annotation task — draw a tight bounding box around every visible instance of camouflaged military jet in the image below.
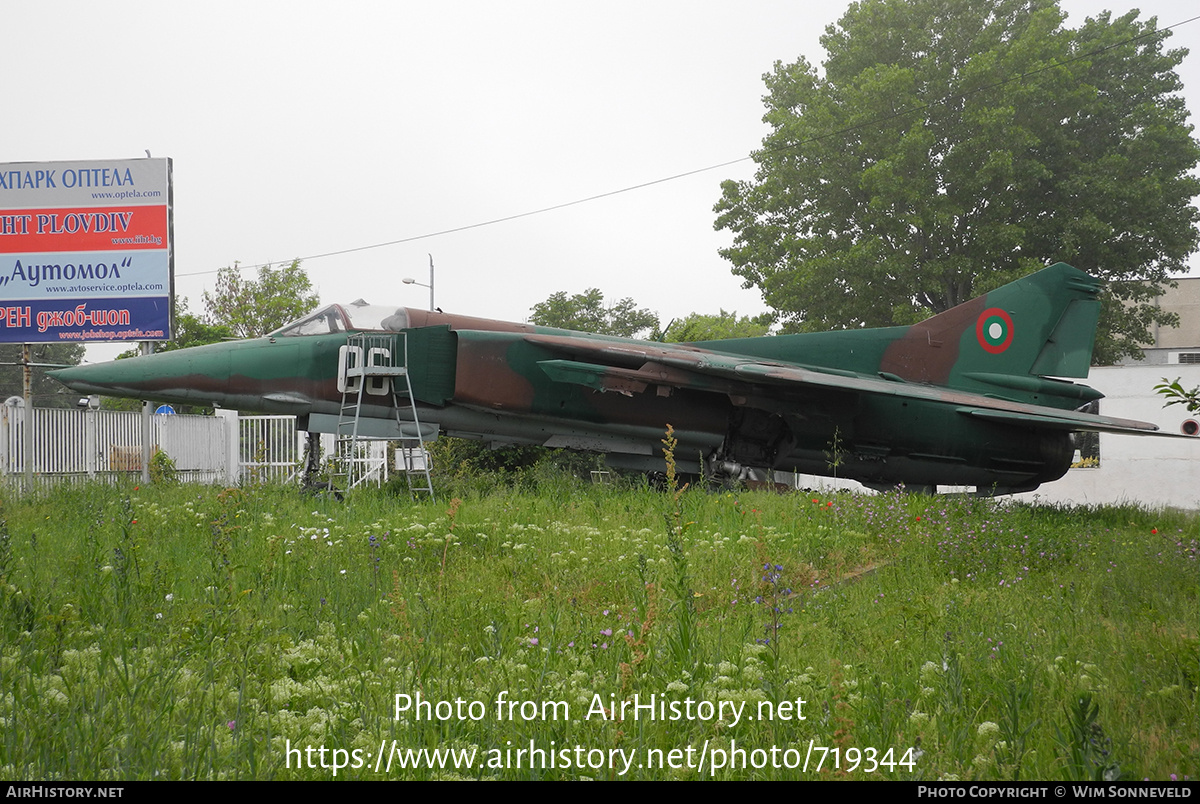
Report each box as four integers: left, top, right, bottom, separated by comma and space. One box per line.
50, 262, 1185, 494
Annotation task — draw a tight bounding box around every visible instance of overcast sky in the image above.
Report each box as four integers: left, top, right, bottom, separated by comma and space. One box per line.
4, 0, 1198, 362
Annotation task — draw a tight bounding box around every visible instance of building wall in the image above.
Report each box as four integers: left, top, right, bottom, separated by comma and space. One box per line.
1150, 276, 1200, 350
1119, 276, 1200, 365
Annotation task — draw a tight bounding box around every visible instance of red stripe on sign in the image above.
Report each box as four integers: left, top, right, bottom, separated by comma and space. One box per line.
0, 206, 168, 253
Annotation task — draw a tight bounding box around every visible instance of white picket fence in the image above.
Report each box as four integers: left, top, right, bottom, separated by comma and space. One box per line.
0, 405, 389, 488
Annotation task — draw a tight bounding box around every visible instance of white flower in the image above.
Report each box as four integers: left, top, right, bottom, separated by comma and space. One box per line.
155, 613, 163, 620
164, 594, 174, 602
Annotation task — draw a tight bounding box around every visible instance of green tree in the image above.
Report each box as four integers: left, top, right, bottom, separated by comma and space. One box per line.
663, 310, 774, 343
715, 0, 1200, 364
529, 288, 659, 338
0, 343, 85, 408
167, 298, 236, 351
203, 259, 320, 338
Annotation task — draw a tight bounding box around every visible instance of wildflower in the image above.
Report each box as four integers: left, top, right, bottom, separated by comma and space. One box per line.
165, 594, 174, 602
977, 721, 1000, 740
155, 613, 163, 620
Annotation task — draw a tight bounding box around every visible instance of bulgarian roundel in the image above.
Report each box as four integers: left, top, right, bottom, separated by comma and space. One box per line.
976, 308, 1014, 354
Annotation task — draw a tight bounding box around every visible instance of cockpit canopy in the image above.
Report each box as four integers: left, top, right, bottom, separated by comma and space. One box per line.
269, 301, 410, 337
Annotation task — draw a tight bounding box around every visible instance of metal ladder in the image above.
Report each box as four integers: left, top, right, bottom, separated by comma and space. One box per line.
333, 332, 435, 500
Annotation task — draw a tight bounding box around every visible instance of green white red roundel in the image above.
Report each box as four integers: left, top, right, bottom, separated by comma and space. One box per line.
976, 308, 1014, 354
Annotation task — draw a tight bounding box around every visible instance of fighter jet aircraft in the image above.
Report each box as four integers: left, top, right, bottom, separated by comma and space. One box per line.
49, 262, 1188, 495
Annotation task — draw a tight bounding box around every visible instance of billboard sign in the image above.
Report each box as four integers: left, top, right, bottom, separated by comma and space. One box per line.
0, 158, 173, 343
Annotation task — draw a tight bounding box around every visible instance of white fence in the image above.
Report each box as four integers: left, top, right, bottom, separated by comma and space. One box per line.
238, 414, 302, 483
0, 405, 390, 488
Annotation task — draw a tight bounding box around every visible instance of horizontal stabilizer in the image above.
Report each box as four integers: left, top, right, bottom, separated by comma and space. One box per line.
958, 407, 1180, 436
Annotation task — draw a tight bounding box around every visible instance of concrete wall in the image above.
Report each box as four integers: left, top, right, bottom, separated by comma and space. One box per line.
1011, 363, 1200, 509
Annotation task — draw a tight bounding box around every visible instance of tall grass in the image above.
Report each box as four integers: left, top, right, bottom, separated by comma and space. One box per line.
0, 475, 1195, 780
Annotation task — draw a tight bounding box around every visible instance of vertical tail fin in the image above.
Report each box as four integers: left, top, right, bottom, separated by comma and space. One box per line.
879, 263, 1102, 385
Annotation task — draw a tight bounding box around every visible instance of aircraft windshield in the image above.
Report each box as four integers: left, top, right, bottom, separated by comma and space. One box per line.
269, 303, 410, 337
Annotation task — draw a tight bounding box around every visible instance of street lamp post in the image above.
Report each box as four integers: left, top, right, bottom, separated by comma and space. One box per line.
402, 254, 435, 312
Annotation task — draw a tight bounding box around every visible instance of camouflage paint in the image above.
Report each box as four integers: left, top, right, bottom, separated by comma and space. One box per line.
50, 263, 1184, 494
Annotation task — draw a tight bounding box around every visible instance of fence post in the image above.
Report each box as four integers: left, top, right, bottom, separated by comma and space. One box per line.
0, 403, 9, 477
85, 406, 97, 478
215, 409, 240, 485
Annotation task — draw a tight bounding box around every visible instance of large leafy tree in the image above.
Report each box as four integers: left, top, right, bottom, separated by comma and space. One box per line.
529, 288, 659, 338
715, 0, 1200, 363
203, 259, 320, 338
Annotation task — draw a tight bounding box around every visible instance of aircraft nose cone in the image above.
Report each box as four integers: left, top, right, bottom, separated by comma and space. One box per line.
49, 362, 136, 396
48, 345, 232, 404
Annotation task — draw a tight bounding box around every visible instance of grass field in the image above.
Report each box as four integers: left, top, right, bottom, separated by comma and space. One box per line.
0, 465, 1195, 780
